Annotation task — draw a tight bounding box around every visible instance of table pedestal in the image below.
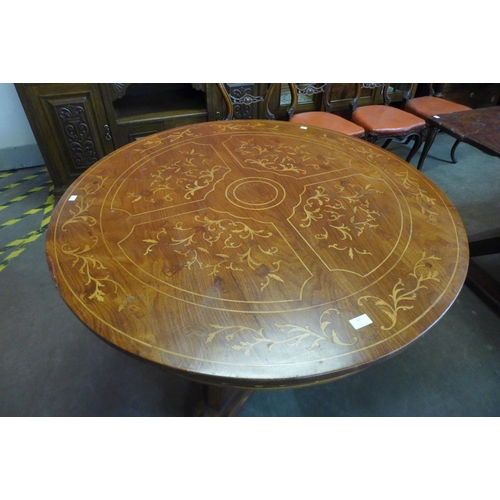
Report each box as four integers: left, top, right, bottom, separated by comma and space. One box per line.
193, 385, 254, 417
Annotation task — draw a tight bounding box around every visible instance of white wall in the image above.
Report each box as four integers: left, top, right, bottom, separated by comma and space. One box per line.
0, 83, 37, 148
0, 83, 43, 170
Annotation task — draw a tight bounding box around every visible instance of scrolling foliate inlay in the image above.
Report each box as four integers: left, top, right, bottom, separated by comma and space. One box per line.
333, 135, 402, 168
331, 139, 439, 225
163, 127, 204, 144
193, 307, 358, 356
231, 137, 341, 175
61, 175, 108, 232
127, 159, 229, 205
300, 183, 381, 260
212, 121, 280, 133
395, 172, 438, 224
61, 237, 127, 305
137, 213, 290, 294
116, 144, 230, 214
132, 138, 163, 153
59, 177, 128, 309
358, 252, 441, 330
289, 176, 398, 275
133, 128, 204, 154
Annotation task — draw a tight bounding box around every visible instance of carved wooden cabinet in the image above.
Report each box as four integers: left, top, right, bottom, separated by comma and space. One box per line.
15, 83, 221, 194
15, 84, 115, 193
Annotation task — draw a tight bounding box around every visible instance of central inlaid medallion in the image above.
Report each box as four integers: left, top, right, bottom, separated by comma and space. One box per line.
226, 177, 285, 210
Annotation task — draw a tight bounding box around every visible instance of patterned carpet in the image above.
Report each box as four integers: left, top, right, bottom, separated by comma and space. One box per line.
0, 166, 54, 274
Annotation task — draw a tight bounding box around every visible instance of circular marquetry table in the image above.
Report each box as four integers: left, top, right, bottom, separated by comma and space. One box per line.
46, 120, 469, 416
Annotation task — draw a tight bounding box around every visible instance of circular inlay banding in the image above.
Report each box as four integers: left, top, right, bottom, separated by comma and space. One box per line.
226, 177, 286, 210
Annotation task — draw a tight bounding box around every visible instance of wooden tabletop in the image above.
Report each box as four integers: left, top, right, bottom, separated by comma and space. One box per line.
46, 120, 469, 389
428, 106, 500, 158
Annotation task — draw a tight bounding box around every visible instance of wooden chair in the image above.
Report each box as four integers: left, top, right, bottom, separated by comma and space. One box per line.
404, 84, 472, 170
287, 83, 365, 137
351, 83, 426, 163
216, 83, 278, 120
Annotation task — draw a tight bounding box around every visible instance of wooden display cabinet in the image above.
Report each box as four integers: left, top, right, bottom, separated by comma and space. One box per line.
15, 83, 221, 194
100, 83, 210, 147
15, 83, 115, 193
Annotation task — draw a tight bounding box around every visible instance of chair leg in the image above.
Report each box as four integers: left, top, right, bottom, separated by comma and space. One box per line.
405, 131, 423, 164
382, 139, 392, 149
450, 138, 461, 163
417, 125, 439, 170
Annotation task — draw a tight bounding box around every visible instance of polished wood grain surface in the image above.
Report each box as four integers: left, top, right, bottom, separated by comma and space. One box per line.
428, 106, 500, 158
46, 120, 469, 389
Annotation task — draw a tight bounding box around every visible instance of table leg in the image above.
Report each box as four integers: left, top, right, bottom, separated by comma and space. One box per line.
193, 384, 254, 417
417, 125, 439, 170
450, 138, 461, 164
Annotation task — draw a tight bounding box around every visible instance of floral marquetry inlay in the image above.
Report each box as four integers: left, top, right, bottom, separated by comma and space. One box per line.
288, 175, 402, 276
46, 120, 468, 389
113, 142, 231, 215
119, 210, 313, 302
192, 307, 358, 356
225, 134, 354, 177
358, 253, 442, 330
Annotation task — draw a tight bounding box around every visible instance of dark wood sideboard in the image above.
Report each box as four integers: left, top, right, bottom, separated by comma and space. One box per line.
15, 84, 218, 194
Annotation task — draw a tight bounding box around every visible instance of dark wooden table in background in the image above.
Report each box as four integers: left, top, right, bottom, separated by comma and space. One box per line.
418, 107, 500, 309
45, 120, 469, 416
418, 106, 500, 169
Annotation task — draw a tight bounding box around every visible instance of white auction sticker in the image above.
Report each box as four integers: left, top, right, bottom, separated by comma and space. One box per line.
349, 314, 373, 330
68, 195, 78, 201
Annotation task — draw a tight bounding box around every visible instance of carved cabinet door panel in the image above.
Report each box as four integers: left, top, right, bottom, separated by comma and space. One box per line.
15, 84, 115, 193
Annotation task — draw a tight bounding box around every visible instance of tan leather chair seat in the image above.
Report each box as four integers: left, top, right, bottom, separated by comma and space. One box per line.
290, 111, 365, 137
352, 105, 425, 134
405, 96, 471, 119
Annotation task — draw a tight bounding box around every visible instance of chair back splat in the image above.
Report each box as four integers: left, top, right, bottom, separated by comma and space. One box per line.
287, 83, 365, 138
216, 83, 279, 120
